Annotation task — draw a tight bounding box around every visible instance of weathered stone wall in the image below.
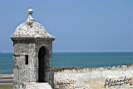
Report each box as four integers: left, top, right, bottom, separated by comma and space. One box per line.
12, 39, 53, 89
54, 65, 133, 89
35, 39, 53, 84
13, 42, 37, 89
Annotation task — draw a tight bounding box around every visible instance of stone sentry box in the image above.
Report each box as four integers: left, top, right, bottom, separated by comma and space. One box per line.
11, 9, 55, 89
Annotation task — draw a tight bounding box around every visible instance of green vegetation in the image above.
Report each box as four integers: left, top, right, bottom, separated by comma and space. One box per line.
0, 85, 13, 89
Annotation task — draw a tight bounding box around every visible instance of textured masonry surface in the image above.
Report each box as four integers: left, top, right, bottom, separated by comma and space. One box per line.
54, 65, 133, 89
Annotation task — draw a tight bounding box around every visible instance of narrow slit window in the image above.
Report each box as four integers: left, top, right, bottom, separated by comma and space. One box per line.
25, 55, 28, 65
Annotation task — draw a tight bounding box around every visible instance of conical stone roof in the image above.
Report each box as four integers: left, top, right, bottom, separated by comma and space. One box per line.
12, 9, 54, 39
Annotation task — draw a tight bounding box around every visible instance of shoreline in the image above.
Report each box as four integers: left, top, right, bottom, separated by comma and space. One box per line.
0, 74, 13, 84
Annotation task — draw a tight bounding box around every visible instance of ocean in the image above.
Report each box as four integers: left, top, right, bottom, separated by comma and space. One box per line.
0, 52, 133, 74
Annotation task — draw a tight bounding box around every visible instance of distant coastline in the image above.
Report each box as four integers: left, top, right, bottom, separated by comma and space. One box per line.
0, 52, 133, 74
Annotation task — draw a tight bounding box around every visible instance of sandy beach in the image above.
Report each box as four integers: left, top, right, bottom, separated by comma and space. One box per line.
0, 74, 13, 85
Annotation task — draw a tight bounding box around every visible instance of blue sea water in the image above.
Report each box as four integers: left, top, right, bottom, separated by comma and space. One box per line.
0, 52, 133, 74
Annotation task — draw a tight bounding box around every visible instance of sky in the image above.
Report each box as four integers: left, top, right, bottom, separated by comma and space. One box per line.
0, 0, 132, 52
